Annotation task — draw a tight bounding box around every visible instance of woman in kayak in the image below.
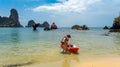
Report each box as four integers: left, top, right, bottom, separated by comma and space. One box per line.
61, 34, 71, 53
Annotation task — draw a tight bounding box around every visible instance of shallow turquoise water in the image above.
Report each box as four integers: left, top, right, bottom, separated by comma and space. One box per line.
0, 28, 120, 66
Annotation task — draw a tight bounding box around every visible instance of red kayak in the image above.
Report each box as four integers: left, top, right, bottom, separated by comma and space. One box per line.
61, 44, 79, 53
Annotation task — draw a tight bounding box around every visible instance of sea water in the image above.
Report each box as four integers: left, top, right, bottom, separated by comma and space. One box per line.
0, 28, 120, 66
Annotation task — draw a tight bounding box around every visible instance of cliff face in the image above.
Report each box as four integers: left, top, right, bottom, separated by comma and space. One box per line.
0, 8, 23, 27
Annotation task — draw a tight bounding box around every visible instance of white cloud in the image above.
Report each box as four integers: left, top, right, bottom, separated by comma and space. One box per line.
33, 0, 101, 13
28, 0, 120, 27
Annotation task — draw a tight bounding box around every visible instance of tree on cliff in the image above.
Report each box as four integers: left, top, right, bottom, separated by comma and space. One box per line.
110, 15, 120, 32
114, 16, 120, 23
111, 16, 120, 29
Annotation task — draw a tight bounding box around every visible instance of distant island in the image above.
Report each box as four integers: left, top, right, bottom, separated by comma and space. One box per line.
71, 25, 89, 30
103, 26, 109, 29
0, 8, 23, 27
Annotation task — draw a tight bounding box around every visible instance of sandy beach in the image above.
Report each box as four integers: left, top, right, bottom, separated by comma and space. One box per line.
76, 56, 120, 67
23, 55, 120, 67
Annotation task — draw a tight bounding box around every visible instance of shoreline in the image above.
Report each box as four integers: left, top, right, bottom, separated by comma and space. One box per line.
23, 56, 120, 67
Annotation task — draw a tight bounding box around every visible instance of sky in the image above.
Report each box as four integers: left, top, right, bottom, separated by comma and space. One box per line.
0, 0, 120, 27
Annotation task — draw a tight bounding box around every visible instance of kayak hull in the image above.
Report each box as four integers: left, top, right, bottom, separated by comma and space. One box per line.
61, 44, 79, 53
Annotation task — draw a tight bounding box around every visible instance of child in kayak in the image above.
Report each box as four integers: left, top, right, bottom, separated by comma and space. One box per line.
61, 34, 71, 53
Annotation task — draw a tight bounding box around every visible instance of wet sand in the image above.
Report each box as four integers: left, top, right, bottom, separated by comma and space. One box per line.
23, 56, 120, 67
76, 57, 120, 67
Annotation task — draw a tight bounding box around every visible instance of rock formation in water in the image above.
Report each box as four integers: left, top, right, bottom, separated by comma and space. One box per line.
26, 21, 59, 31
26, 20, 36, 27
0, 8, 23, 27
39, 21, 50, 28
26, 20, 51, 31
103, 26, 109, 29
50, 22, 58, 29
44, 27, 50, 31
26, 20, 50, 28
32, 23, 39, 31
110, 16, 120, 32
71, 25, 89, 30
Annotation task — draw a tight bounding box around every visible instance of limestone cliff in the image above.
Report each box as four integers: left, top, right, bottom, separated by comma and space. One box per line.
0, 8, 23, 27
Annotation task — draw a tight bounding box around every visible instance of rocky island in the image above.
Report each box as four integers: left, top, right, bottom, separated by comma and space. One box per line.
71, 25, 89, 30
26, 20, 58, 31
0, 8, 23, 27
50, 22, 58, 30
26, 20, 50, 28
103, 26, 109, 29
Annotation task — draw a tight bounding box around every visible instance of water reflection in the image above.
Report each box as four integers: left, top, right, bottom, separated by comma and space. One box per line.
62, 54, 80, 67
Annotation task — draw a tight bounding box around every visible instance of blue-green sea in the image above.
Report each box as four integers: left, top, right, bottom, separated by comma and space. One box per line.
0, 28, 120, 67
